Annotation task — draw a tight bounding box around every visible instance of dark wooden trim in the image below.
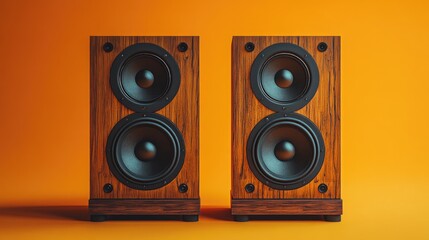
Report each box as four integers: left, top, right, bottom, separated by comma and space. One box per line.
89, 198, 200, 215
231, 199, 342, 215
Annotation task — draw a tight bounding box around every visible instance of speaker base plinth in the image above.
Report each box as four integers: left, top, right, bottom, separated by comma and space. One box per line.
231, 198, 342, 221
89, 198, 200, 221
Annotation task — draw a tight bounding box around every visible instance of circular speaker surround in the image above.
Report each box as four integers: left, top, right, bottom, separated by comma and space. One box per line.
247, 112, 325, 190
106, 113, 185, 190
250, 43, 319, 112
110, 43, 181, 112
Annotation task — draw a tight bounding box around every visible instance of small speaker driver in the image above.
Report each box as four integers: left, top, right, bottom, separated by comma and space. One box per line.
110, 43, 181, 112
250, 43, 320, 112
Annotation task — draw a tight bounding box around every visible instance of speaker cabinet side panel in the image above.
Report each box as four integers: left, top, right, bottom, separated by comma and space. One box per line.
90, 36, 199, 200
231, 36, 340, 200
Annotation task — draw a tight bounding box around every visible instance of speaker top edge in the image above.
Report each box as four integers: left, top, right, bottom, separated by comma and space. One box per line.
90, 35, 200, 38
232, 36, 341, 43
231, 36, 340, 49
232, 35, 341, 38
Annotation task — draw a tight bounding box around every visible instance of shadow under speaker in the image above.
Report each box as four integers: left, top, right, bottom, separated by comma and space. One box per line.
231, 36, 342, 222
89, 36, 199, 222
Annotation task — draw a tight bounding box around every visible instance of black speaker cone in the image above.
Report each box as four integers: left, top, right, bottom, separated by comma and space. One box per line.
247, 113, 325, 190
121, 53, 170, 103
250, 43, 319, 112
110, 43, 181, 112
106, 113, 185, 190
261, 54, 308, 102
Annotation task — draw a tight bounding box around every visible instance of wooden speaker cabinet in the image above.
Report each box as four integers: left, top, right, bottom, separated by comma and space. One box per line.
231, 36, 342, 222
89, 36, 199, 222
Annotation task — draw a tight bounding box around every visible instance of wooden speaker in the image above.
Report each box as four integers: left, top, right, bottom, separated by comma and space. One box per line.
89, 36, 199, 222
231, 36, 342, 222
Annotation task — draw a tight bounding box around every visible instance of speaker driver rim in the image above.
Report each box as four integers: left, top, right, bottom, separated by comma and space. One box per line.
106, 113, 185, 190
250, 43, 319, 112
110, 43, 181, 113
246, 113, 325, 190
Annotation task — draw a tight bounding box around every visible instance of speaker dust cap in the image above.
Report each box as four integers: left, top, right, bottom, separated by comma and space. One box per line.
247, 113, 325, 190
106, 113, 185, 190
250, 43, 319, 112
110, 43, 181, 112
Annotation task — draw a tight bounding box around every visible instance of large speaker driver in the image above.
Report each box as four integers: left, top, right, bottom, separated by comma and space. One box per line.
247, 112, 325, 190
106, 113, 185, 190
110, 43, 181, 112
250, 43, 319, 112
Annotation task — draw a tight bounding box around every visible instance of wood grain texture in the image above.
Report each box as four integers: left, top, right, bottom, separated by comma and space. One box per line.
231, 199, 342, 215
90, 36, 199, 201
89, 199, 200, 215
231, 36, 341, 200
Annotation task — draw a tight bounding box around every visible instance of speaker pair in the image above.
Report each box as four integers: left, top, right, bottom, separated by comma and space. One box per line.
89, 36, 341, 222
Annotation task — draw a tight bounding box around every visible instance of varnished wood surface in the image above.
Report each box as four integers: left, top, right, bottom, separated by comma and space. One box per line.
231, 36, 341, 199
231, 199, 342, 215
90, 36, 199, 200
89, 199, 200, 215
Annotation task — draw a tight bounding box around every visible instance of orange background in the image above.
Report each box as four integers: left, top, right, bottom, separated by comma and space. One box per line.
0, 0, 428, 239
